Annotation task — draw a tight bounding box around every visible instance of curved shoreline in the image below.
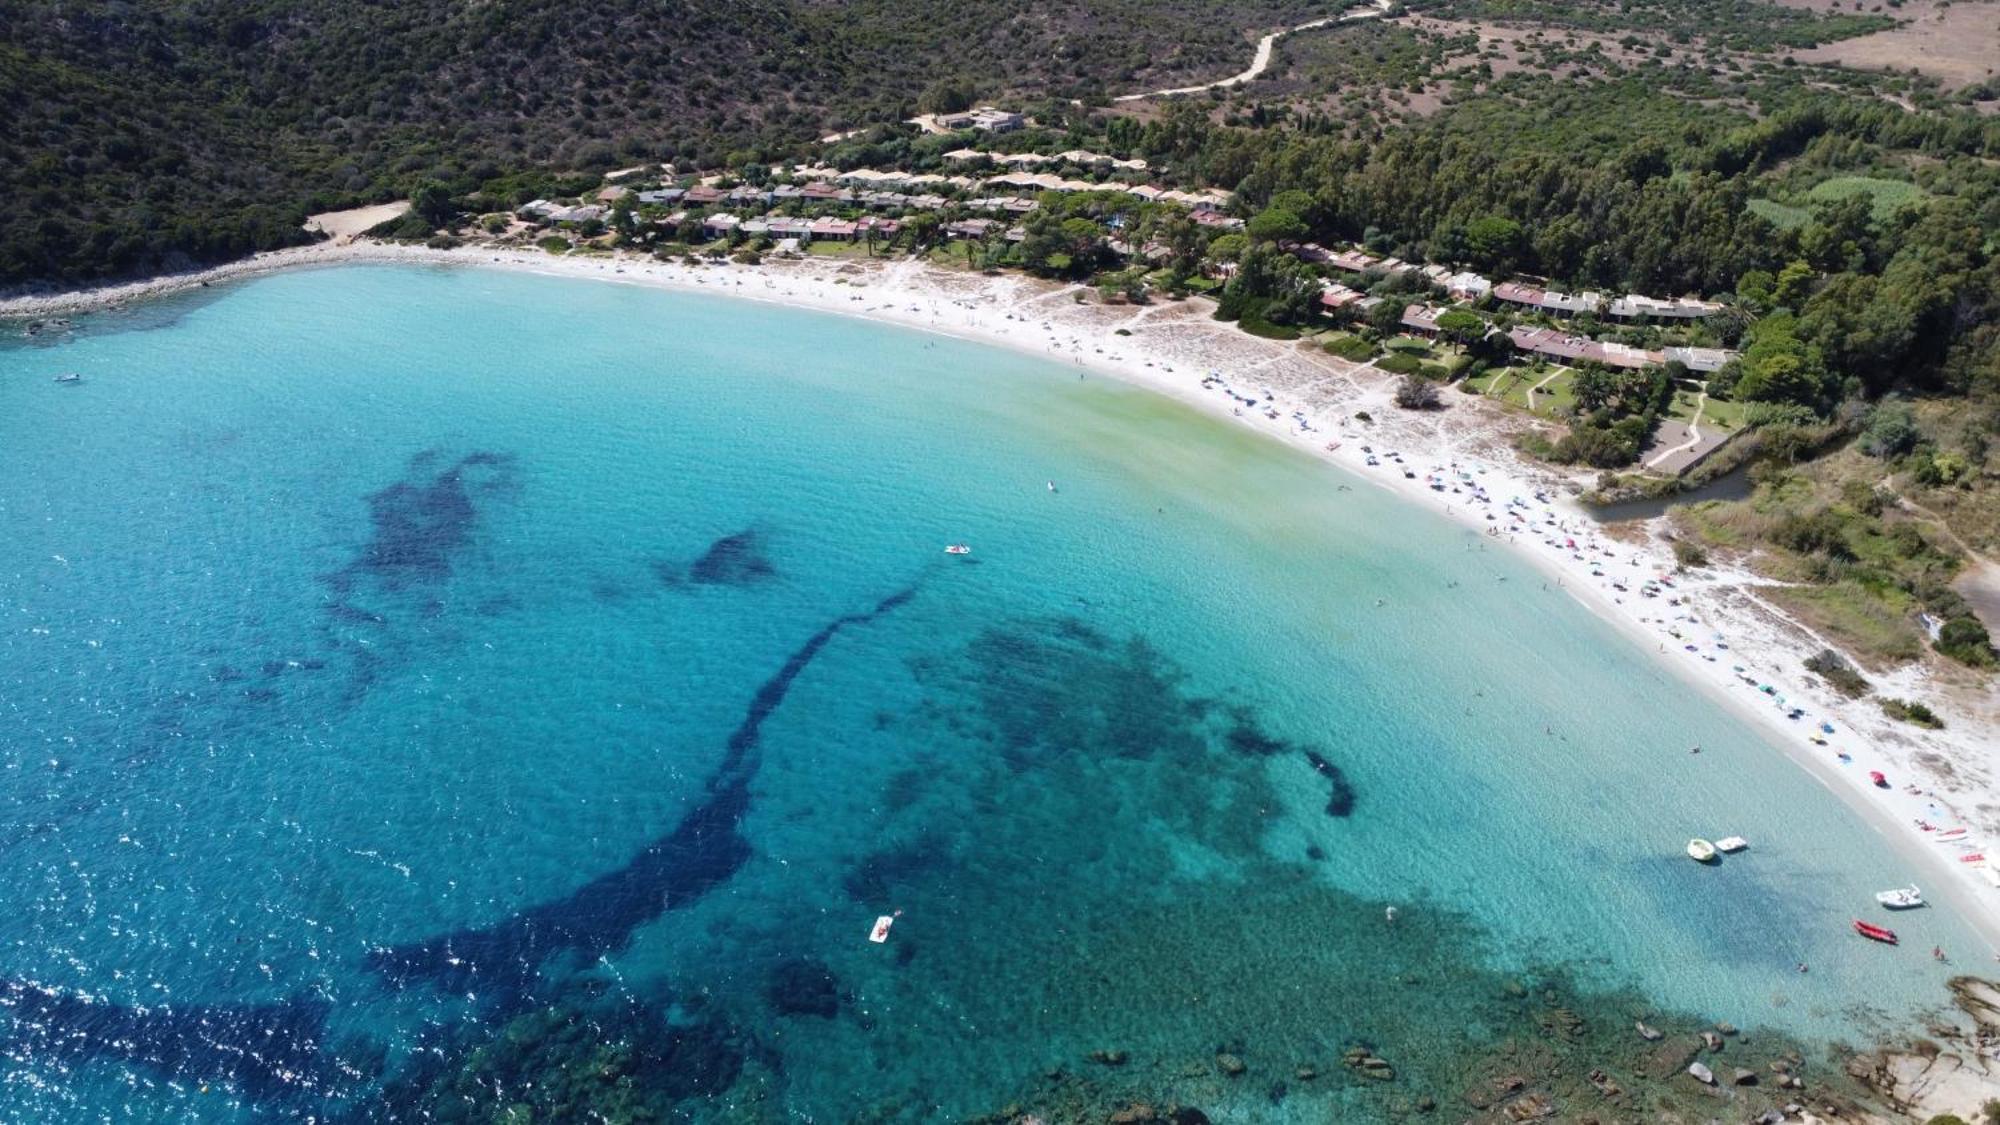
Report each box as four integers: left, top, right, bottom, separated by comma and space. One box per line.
13, 241, 2000, 959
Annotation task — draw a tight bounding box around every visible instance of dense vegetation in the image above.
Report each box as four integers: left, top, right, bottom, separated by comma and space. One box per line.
0, 0, 1327, 285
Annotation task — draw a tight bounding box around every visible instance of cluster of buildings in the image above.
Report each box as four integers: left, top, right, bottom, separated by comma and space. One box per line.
1299, 240, 1739, 376
1492, 282, 1725, 321
1391, 311, 1736, 373
931, 107, 1026, 133
518, 145, 1248, 254
695, 214, 902, 243
521, 200, 608, 224
945, 148, 1149, 172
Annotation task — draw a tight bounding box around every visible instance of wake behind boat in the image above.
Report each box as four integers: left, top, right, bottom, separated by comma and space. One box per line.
1875, 885, 1923, 910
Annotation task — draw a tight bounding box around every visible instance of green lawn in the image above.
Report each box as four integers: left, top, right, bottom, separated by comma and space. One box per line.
1746, 198, 1810, 231
1805, 175, 1928, 220
1463, 364, 1573, 417
1698, 395, 1747, 432
1462, 365, 1526, 397
1500, 366, 1574, 416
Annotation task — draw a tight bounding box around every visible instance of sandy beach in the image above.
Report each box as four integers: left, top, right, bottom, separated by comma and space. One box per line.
11, 238, 2000, 999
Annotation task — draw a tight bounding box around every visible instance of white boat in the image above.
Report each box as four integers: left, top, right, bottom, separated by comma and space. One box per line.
52, 372, 81, 384
1687, 1061, 1715, 1085
1875, 885, 1924, 909
1715, 836, 1748, 853
1687, 838, 1719, 864
944, 544, 971, 555
868, 914, 896, 943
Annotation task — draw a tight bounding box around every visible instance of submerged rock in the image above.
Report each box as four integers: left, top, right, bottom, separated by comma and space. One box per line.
1216, 1052, 1247, 1076
1343, 1046, 1396, 1081
1088, 1049, 1128, 1067
767, 958, 843, 1018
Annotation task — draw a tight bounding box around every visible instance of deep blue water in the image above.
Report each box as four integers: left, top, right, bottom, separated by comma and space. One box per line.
0, 264, 1975, 1121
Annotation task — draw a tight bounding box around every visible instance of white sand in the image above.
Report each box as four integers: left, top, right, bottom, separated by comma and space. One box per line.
305, 201, 412, 244
10, 239, 2000, 967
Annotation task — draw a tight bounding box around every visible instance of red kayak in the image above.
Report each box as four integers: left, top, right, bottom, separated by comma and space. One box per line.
1854, 919, 1899, 945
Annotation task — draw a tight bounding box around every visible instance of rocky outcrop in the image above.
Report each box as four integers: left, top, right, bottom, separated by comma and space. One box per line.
1343, 1046, 1395, 1081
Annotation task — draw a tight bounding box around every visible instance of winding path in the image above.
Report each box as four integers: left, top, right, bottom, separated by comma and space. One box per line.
1643, 389, 1708, 470
1111, 0, 1394, 103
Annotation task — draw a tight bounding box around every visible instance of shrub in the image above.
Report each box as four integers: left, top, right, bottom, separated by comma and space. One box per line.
1804, 648, 1871, 697
1937, 616, 1997, 667
1394, 375, 1442, 410
1860, 398, 1919, 458
1671, 539, 1708, 569
536, 235, 571, 254
1771, 509, 1853, 559
1551, 426, 1641, 468
1881, 697, 1944, 729
1376, 353, 1423, 375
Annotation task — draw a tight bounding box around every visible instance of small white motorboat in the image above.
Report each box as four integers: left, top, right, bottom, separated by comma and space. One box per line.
1687, 1061, 1715, 1085
1875, 885, 1924, 910
1687, 838, 1719, 864
1715, 836, 1748, 853
868, 914, 897, 943
53, 372, 81, 384
944, 544, 971, 555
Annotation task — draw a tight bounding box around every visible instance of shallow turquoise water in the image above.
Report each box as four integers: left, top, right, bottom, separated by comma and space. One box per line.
0, 264, 1974, 1120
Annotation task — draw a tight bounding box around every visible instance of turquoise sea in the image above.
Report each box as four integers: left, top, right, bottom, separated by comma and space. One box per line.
0, 263, 1976, 1121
